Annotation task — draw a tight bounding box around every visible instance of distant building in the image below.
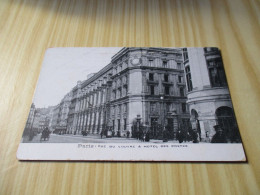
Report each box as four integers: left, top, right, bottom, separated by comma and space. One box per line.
30, 107, 53, 133
50, 92, 72, 134
25, 103, 36, 129
183, 47, 238, 141
67, 47, 189, 138
39, 115, 50, 131
23, 103, 36, 137
50, 105, 60, 132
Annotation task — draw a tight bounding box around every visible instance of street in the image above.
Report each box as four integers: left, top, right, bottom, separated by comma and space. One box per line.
23, 133, 182, 143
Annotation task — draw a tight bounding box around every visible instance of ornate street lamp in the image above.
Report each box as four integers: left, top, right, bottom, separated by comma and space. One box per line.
136, 114, 142, 138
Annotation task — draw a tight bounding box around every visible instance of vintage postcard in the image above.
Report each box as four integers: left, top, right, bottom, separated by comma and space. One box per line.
17, 47, 246, 161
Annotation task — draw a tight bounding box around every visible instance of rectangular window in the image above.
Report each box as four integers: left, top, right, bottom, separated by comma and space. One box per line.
118, 119, 120, 131
182, 103, 186, 113
124, 86, 128, 96
177, 63, 182, 70
114, 91, 117, 99
118, 105, 121, 114
164, 74, 169, 82
207, 60, 227, 87
163, 61, 167, 67
112, 120, 115, 130
183, 48, 188, 61
148, 59, 153, 67
150, 85, 155, 95
180, 87, 184, 97
118, 89, 121, 98
149, 73, 154, 81
150, 102, 156, 112
185, 66, 193, 92
124, 119, 127, 130
166, 103, 171, 112
178, 76, 182, 83
165, 86, 170, 95
124, 103, 127, 113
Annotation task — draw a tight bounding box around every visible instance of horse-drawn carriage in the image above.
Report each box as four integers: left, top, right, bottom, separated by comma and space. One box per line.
81, 130, 88, 136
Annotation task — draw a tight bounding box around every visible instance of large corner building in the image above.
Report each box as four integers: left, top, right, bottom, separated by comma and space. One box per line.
66, 47, 190, 138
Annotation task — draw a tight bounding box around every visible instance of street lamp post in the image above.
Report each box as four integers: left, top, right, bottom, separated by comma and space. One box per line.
160, 95, 165, 138
136, 114, 141, 139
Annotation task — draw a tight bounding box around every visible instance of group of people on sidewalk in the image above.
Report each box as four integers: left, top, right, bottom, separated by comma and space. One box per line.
174, 124, 241, 143
80, 122, 241, 144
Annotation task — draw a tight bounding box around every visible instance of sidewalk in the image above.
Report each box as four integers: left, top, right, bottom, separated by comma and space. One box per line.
61, 133, 138, 140
58, 133, 193, 143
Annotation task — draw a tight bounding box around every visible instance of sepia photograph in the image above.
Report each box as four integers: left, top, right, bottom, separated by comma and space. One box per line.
17, 47, 245, 161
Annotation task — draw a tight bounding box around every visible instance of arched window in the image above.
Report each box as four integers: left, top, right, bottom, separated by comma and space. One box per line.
191, 109, 198, 120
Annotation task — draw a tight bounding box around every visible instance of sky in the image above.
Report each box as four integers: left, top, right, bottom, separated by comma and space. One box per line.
33, 47, 123, 108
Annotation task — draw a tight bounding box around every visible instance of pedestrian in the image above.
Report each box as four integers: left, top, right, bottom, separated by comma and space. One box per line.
196, 119, 201, 141
139, 130, 144, 141
189, 129, 199, 143
211, 125, 227, 143
177, 130, 184, 143
145, 131, 150, 142
163, 129, 168, 142
100, 130, 104, 139
126, 130, 130, 138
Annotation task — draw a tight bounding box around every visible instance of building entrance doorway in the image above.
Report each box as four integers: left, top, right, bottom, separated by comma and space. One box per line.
151, 118, 158, 138
167, 118, 174, 139
216, 106, 236, 141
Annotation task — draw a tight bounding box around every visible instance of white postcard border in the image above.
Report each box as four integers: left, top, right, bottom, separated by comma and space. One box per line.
17, 143, 246, 162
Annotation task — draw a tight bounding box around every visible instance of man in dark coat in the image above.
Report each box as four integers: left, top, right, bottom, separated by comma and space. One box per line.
177, 130, 184, 143
126, 130, 130, 138
100, 130, 104, 139
145, 131, 150, 142
211, 125, 227, 143
189, 129, 199, 143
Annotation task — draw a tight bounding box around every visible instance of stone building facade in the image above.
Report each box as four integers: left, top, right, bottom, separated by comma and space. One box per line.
25, 103, 36, 129
66, 47, 190, 138
50, 92, 72, 134
183, 47, 238, 141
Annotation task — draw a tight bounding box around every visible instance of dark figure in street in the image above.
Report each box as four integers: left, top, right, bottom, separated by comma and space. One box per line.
41, 127, 50, 141
145, 131, 150, 142
100, 130, 104, 139
126, 130, 130, 138
189, 129, 199, 143
176, 130, 184, 143
139, 130, 144, 141
196, 119, 201, 141
82, 130, 88, 136
211, 125, 227, 143
163, 129, 169, 142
